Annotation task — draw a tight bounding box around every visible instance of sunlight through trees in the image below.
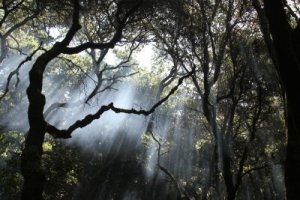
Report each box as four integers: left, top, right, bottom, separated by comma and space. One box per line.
0, 0, 298, 199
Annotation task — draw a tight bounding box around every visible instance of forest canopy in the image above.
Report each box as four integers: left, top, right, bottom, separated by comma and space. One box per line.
0, 0, 299, 200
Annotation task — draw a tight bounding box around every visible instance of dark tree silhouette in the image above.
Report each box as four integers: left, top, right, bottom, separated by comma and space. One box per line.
253, 1, 300, 199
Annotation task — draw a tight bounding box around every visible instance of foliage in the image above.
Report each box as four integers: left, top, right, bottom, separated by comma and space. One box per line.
0, 0, 290, 199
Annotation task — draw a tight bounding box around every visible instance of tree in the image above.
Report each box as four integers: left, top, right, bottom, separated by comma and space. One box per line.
253, 0, 300, 199
19, 1, 143, 199
0, 0, 40, 64
149, 0, 285, 199
0, 0, 289, 199
19, 0, 193, 199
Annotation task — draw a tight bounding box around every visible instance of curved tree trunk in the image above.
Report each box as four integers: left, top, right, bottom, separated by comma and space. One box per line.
20, 2, 81, 197
19, 1, 144, 198
21, 44, 63, 200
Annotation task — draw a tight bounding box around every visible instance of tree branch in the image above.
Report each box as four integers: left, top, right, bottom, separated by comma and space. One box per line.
45, 70, 194, 138
61, 1, 143, 54
0, 44, 42, 101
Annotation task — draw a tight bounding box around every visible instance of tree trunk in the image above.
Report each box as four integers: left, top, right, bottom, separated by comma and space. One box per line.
285, 82, 300, 200
21, 45, 61, 199
223, 150, 236, 200
21, 129, 46, 200
263, 0, 300, 199
0, 36, 8, 64
21, 70, 47, 199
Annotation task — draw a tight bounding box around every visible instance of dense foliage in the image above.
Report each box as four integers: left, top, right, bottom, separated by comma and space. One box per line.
0, 0, 299, 199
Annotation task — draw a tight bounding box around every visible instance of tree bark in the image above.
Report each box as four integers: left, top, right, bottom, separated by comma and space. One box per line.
263, 0, 300, 199
0, 36, 8, 64
20, 1, 81, 198
21, 44, 63, 200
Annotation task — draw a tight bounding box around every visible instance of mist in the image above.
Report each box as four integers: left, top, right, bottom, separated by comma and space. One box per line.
0, 47, 284, 200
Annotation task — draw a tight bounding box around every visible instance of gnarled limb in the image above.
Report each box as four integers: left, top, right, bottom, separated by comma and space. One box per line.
45, 70, 194, 139
20, 1, 155, 199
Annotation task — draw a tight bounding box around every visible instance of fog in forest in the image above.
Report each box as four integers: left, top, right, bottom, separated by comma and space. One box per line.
0, 51, 285, 199
0, 0, 293, 200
